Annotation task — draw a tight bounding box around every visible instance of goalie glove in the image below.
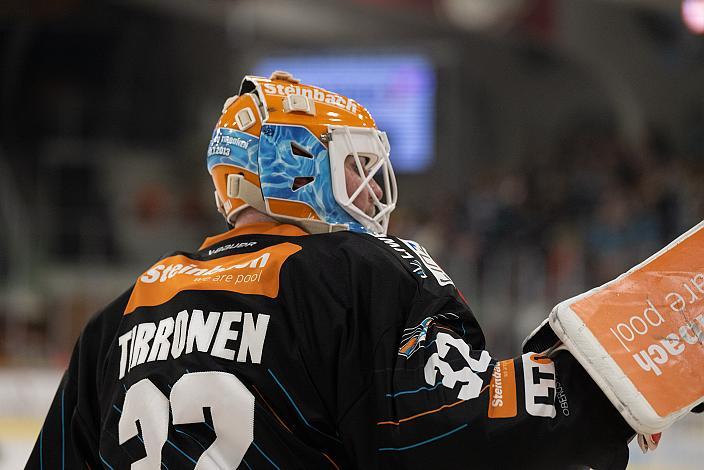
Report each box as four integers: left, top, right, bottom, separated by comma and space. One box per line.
524, 220, 704, 435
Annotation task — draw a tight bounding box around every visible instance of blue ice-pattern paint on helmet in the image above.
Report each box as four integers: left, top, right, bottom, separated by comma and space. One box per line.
258, 124, 366, 232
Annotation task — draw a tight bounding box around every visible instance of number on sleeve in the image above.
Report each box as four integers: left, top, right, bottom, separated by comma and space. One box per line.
424, 332, 492, 400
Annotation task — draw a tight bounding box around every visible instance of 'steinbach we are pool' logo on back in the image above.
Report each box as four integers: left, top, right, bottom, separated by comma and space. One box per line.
124, 243, 302, 315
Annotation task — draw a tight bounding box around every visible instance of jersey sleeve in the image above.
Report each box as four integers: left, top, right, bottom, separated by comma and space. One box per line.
336, 236, 635, 470
26, 289, 132, 469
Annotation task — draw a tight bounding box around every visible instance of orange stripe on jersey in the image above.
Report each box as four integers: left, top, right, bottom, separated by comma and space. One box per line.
253, 385, 340, 469
124, 243, 301, 315
322, 452, 341, 470
252, 385, 293, 433
376, 399, 466, 426
377, 384, 491, 426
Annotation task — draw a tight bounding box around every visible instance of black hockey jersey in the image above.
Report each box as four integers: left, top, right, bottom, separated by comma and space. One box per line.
27, 222, 634, 469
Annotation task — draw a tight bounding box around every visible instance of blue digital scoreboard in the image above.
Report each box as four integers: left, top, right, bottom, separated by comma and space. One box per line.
255, 54, 436, 173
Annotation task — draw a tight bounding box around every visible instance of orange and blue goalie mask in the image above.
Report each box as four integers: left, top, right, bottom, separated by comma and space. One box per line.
206, 72, 397, 234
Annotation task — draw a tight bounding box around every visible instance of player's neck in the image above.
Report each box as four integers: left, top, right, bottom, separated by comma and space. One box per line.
233, 208, 279, 229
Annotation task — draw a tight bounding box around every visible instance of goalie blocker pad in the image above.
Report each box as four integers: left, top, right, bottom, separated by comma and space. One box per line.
524, 220, 704, 435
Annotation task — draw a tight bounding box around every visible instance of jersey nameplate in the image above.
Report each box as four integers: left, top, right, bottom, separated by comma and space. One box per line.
118, 309, 270, 379
124, 243, 301, 315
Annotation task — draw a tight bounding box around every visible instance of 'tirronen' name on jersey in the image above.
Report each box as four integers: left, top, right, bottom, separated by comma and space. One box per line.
118, 308, 270, 379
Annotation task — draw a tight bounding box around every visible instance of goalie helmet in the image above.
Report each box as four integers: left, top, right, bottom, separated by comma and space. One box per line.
206, 71, 397, 234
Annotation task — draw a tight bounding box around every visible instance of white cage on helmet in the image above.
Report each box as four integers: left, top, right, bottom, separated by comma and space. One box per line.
328, 126, 397, 233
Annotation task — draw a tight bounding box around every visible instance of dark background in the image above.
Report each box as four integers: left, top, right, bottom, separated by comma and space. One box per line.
1, 0, 704, 363
1, 1, 704, 466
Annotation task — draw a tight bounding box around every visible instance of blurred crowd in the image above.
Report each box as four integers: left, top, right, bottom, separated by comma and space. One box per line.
393, 123, 704, 354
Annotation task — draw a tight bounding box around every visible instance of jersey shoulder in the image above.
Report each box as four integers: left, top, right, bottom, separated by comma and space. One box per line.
298, 231, 460, 299
290, 230, 414, 277
365, 233, 455, 287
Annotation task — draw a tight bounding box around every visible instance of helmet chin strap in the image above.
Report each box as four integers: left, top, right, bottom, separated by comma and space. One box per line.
226, 174, 267, 214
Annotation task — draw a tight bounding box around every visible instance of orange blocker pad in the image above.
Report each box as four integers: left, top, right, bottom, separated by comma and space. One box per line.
549, 220, 704, 434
